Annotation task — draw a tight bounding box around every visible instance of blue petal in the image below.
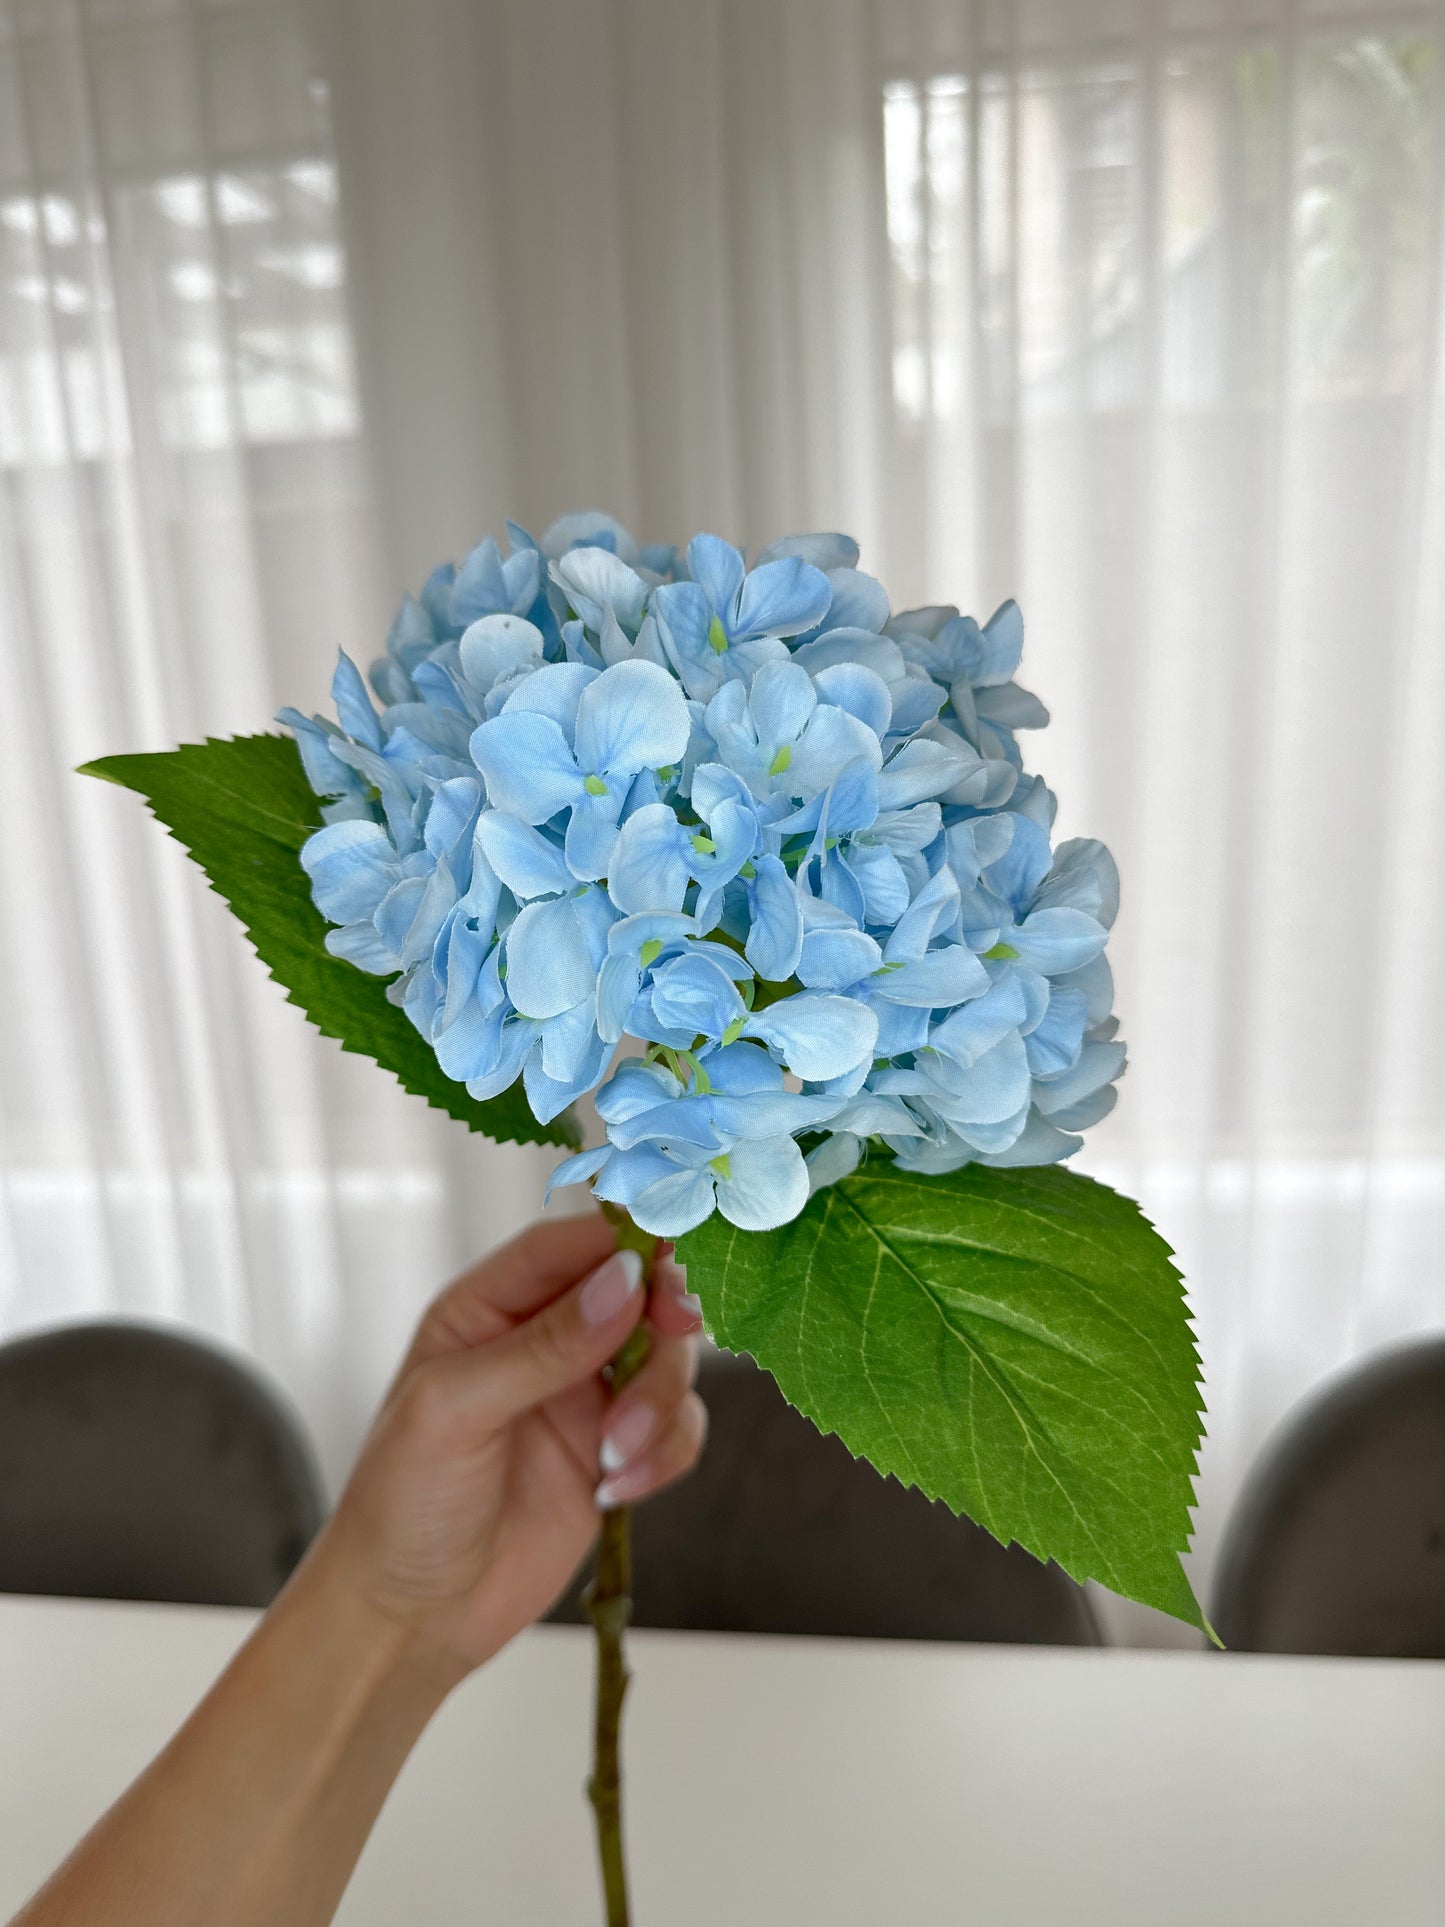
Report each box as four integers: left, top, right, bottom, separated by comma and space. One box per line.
713, 1135, 809, 1231
596, 1059, 684, 1126
651, 579, 711, 662
1032, 1039, 1126, 1117
800, 922, 883, 990
805, 1131, 863, 1192
608, 803, 692, 915
686, 533, 746, 621
875, 944, 989, 1007
842, 840, 910, 926
550, 546, 648, 636
877, 734, 980, 809
544, 1145, 610, 1205
626, 1166, 719, 1238
1024, 986, 1088, 1077
744, 855, 804, 980
870, 1000, 931, 1056
977, 682, 1049, 730
474, 811, 572, 899
564, 787, 627, 882
745, 992, 878, 1081
1008, 907, 1107, 976
935, 1032, 1032, 1127
735, 554, 832, 639
702, 1040, 785, 1094
458, 614, 546, 695
929, 975, 1029, 1068
280, 710, 366, 801
976, 1112, 1083, 1167
885, 865, 960, 960
648, 952, 745, 1041
1032, 837, 1121, 928
500, 661, 598, 735
324, 922, 398, 973
331, 651, 383, 750
464, 1016, 539, 1099
423, 778, 482, 864
527, 1015, 610, 1120
470, 710, 580, 821
300, 819, 396, 924
705, 1089, 842, 1138
450, 536, 510, 626
976, 599, 1025, 685
505, 897, 598, 1020
592, 1142, 692, 1208
811, 662, 892, 739
433, 995, 507, 1081
817, 568, 890, 635
789, 704, 884, 800
574, 659, 692, 777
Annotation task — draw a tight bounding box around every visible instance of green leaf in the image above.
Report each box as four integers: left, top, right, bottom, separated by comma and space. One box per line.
80, 734, 577, 1150
677, 1161, 1210, 1634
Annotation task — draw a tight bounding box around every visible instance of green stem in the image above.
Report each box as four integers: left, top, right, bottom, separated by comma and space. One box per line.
584, 1205, 655, 1927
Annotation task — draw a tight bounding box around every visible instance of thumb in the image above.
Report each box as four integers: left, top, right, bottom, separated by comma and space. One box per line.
418, 1246, 646, 1439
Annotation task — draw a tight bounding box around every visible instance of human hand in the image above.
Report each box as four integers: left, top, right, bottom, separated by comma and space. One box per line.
313, 1213, 706, 1680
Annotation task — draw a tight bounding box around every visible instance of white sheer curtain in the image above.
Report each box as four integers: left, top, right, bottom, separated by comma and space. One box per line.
3, 0, 1443, 1636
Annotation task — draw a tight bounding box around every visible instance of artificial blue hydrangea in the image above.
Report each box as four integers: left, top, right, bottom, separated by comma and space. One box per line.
282, 515, 1123, 1239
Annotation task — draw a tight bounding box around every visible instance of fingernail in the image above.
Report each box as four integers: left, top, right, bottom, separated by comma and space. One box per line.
678, 1291, 704, 1324
579, 1248, 644, 1326
600, 1401, 656, 1473
596, 1464, 649, 1510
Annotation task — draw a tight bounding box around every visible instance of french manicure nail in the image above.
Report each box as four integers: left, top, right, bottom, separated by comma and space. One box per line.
596, 1465, 648, 1510
579, 1248, 644, 1326
600, 1401, 656, 1473
678, 1291, 704, 1323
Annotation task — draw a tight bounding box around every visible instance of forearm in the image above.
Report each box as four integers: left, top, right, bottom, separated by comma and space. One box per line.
12, 1539, 459, 1927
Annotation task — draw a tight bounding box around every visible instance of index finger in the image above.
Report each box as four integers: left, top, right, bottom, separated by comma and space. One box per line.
404, 1210, 620, 1370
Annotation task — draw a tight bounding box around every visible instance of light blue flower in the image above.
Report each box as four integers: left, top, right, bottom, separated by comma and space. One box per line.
890, 599, 1047, 800
547, 1044, 841, 1235
284, 510, 1128, 1237
370, 537, 544, 705
299, 775, 483, 976
470, 658, 690, 881
652, 533, 832, 700
550, 546, 673, 673
703, 659, 884, 805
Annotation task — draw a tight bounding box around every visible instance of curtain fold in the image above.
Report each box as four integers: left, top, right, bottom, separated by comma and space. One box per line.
3, 0, 1443, 1636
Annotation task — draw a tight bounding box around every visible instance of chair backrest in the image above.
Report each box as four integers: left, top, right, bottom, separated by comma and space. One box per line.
0, 1321, 325, 1609
551, 1350, 1100, 1644
1212, 1337, 1445, 1657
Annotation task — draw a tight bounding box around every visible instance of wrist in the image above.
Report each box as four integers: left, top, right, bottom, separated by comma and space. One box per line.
283, 1526, 470, 1717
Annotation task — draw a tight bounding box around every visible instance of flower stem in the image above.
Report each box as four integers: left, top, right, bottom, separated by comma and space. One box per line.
585, 1205, 655, 1927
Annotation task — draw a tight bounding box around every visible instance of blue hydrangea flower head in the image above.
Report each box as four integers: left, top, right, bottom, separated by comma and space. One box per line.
284, 514, 1125, 1237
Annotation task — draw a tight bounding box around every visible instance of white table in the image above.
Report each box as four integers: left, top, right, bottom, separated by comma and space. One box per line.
0, 1595, 1441, 1926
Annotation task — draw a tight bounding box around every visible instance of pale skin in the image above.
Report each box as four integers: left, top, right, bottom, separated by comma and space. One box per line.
10, 1213, 706, 1927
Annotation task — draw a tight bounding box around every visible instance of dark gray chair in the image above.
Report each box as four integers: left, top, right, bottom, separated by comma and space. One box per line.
551, 1349, 1100, 1644
0, 1321, 326, 1609
1212, 1337, 1445, 1657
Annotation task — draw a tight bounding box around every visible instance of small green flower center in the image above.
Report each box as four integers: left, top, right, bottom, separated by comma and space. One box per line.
691, 831, 716, 854
721, 1015, 746, 1046
983, 942, 1020, 961
583, 773, 609, 796
708, 1152, 732, 1180
707, 614, 730, 655
739, 859, 756, 879
639, 938, 664, 968
768, 743, 792, 776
